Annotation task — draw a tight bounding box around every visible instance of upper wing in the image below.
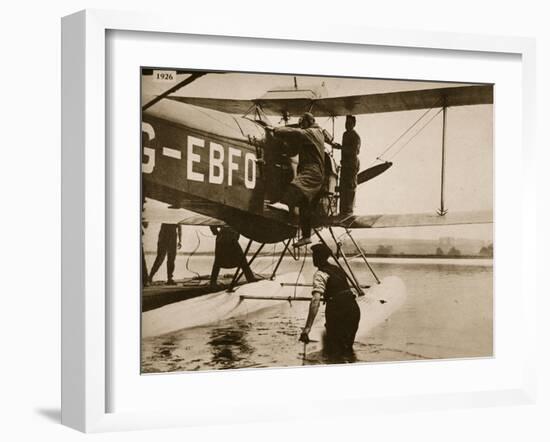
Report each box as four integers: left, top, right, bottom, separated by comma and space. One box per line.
169, 96, 318, 117
334, 209, 493, 229
311, 85, 493, 117
167, 96, 255, 115
168, 84, 493, 117
256, 98, 317, 118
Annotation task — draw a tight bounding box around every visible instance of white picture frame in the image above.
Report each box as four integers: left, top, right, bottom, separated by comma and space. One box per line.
61, 9, 537, 433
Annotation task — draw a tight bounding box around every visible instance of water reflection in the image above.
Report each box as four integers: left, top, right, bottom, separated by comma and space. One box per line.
208, 321, 254, 369
302, 347, 358, 366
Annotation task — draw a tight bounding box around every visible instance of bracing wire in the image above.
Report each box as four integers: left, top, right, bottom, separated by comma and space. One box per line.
370, 98, 443, 165
374, 106, 437, 161
387, 108, 444, 161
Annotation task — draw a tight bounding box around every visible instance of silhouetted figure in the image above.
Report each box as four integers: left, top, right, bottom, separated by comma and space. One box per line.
209, 226, 255, 288
148, 223, 182, 285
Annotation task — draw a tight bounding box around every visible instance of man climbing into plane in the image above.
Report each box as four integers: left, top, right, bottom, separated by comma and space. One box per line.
299, 243, 361, 358
332, 115, 361, 216
266, 112, 333, 248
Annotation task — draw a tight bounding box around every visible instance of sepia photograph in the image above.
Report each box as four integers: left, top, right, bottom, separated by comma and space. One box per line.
140, 69, 493, 373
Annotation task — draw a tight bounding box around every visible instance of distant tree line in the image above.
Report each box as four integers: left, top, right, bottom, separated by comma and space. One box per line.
375, 245, 393, 255
435, 246, 462, 256
479, 243, 493, 257
350, 241, 493, 258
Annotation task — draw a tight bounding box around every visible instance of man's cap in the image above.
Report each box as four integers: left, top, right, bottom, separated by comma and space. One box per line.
301, 112, 315, 124
346, 115, 356, 123
311, 243, 332, 260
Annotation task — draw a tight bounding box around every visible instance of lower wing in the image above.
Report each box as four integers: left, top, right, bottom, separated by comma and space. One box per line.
143, 197, 492, 230
142, 199, 225, 226
334, 210, 493, 229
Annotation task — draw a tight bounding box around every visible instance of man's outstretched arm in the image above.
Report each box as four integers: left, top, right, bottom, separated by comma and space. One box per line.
300, 292, 322, 343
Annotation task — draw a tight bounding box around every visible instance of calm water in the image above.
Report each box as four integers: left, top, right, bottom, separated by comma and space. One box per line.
141, 255, 493, 373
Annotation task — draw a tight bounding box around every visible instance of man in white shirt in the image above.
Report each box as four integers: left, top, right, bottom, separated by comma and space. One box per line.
300, 243, 361, 357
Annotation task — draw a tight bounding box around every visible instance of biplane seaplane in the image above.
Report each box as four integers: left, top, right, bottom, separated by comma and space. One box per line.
141, 70, 493, 344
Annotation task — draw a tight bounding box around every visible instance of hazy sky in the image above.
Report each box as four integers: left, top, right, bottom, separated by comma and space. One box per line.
142, 71, 493, 251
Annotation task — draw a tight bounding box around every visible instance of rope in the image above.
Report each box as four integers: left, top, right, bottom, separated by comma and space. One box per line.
387, 108, 444, 161
185, 230, 202, 280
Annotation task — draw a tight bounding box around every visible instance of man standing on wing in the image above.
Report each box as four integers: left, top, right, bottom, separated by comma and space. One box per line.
299, 243, 361, 357
333, 115, 361, 216
267, 112, 331, 248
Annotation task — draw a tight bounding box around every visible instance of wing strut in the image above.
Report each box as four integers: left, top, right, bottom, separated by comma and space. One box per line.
327, 227, 363, 293
313, 228, 364, 297
270, 238, 293, 279
437, 105, 448, 216
345, 229, 381, 284
227, 240, 265, 292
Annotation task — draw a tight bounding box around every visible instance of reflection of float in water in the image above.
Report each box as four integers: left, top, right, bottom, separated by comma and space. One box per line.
142, 272, 306, 338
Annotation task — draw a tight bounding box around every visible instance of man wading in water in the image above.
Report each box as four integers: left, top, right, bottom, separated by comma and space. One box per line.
299, 243, 361, 359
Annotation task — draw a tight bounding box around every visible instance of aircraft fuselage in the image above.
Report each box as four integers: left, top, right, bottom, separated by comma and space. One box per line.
142, 100, 297, 243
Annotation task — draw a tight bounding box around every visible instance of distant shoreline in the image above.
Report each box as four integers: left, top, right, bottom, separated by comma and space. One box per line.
144, 251, 492, 260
